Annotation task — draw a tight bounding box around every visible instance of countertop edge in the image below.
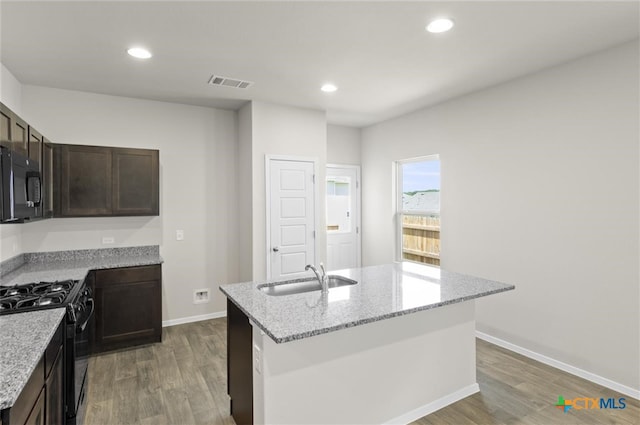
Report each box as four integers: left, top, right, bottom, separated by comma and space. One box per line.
87, 257, 164, 270
0, 256, 164, 287
220, 282, 515, 344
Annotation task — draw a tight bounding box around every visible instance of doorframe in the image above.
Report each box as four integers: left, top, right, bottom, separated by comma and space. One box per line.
326, 163, 362, 268
265, 155, 319, 280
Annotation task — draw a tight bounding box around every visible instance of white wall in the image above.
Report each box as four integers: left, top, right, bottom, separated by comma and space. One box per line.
250, 101, 327, 280
17, 85, 239, 321
327, 124, 361, 165
237, 102, 253, 282
0, 63, 22, 114
0, 64, 24, 261
361, 41, 639, 392
0, 225, 21, 261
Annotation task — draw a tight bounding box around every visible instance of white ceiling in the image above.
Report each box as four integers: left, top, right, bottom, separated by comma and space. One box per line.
1, 1, 638, 127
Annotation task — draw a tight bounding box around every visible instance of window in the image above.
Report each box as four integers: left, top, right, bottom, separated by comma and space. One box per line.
326, 177, 352, 233
397, 156, 440, 266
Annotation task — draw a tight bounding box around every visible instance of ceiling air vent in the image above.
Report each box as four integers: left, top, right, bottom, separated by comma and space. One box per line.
208, 75, 254, 89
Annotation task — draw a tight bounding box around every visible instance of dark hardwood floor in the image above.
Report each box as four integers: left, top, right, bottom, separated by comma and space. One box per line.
414, 340, 639, 425
86, 318, 233, 425
85, 318, 639, 425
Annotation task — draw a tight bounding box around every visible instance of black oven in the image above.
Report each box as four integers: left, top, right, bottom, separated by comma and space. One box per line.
0, 145, 42, 223
65, 284, 93, 425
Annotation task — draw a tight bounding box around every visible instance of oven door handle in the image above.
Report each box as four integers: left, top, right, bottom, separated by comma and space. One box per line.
77, 299, 94, 333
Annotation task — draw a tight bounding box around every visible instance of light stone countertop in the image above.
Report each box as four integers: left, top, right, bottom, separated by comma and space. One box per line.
0, 246, 163, 287
220, 262, 515, 344
0, 308, 66, 410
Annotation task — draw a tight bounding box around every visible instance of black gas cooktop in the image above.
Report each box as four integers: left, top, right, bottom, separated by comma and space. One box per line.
0, 279, 81, 315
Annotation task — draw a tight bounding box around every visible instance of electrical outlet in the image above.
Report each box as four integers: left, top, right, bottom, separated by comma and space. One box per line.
253, 344, 262, 374
176, 230, 184, 241
102, 237, 115, 245
193, 288, 210, 304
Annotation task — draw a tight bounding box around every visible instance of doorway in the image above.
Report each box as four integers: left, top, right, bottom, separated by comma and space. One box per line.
266, 156, 317, 280
326, 164, 361, 271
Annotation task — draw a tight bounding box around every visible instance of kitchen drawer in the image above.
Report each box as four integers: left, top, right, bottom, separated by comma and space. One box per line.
95, 265, 161, 286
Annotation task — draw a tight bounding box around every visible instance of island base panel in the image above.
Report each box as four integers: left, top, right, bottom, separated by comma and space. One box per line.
253, 301, 477, 424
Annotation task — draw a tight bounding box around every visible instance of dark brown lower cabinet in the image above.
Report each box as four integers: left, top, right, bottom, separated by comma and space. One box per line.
227, 299, 253, 425
92, 265, 162, 353
22, 392, 44, 425
45, 345, 64, 425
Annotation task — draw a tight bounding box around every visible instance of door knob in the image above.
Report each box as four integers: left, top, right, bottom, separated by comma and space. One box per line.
272, 247, 280, 252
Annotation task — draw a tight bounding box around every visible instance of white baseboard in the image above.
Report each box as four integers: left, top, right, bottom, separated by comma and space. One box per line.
476, 331, 640, 400
162, 311, 227, 327
383, 383, 480, 425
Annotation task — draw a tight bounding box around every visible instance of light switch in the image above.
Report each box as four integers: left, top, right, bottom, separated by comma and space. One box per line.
176, 230, 184, 241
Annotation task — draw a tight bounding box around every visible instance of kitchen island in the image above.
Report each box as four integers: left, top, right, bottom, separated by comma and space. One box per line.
220, 262, 515, 425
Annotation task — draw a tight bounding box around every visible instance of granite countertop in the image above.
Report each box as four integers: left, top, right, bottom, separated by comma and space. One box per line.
0, 309, 66, 410
0, 246, 163, 287
220, 262, 515, 344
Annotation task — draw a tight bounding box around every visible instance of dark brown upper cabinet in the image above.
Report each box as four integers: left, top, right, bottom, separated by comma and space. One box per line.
0, 103, 29, 156
55, 144, 159, 217
28, 126, 43, 165
1, 102, 48, 221
56, 144, 113, 217
112, 148, 159, 216
42, 140, 55, 218
0, 104, 11, 149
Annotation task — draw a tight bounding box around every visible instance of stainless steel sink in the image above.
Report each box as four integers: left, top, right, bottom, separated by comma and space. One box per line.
258, 275, 357, 296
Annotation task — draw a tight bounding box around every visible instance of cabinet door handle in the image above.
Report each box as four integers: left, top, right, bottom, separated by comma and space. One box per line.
272, 247, 279, 252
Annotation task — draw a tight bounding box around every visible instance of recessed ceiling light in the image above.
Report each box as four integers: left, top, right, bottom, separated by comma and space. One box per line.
321, 83, 337, 93
426, 18, 454, 34
127, 47, 152, 59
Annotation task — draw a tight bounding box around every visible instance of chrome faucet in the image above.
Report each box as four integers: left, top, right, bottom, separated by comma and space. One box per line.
305, 263, 328, 293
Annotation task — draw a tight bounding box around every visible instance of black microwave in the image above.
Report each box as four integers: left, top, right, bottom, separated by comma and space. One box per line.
0, 146, 42, 223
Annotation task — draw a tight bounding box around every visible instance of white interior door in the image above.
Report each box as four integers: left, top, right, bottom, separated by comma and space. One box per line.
268, 158, 316, 280
326, 165, 360, 271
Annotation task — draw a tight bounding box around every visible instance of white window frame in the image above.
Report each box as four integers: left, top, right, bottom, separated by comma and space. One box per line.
395, 155, 441, 263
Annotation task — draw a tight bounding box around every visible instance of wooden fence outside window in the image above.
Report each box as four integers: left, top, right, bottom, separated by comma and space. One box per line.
402, 215, 440, 266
